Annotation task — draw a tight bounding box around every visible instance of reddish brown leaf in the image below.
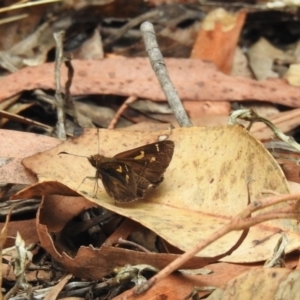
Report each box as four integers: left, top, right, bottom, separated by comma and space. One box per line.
0, 58, 300, 107
191, 9, 246, 74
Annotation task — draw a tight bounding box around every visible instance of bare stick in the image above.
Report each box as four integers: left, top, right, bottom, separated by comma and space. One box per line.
117, 238, 152, 253
0, 109, 53, 133
64, 55, 80, 126
0, 0, 61, 14
104, 10, 159, 47
140, 21, 193, 127
134, 193, 300, 294
108, 96, 137, 129
54, 31, 66, 140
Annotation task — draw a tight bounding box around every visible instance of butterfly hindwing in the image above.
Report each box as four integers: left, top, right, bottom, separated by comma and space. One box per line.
98, 162, 138, 201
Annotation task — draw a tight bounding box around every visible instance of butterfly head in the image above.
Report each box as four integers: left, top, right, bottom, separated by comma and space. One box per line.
88, 154, 114, 169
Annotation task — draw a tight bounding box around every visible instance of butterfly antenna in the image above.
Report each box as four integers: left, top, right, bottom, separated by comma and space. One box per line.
93, 128, 101, 197
97, 128, 100, 155
58, 151, 88, 158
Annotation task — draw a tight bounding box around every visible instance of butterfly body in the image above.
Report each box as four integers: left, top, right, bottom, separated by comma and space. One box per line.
87, 140, 174, 203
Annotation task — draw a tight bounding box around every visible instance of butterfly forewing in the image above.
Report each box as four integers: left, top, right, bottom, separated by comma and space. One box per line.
114, 141, 175, 184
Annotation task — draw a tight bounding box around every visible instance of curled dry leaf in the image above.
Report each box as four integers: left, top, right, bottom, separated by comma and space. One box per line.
36, 196, 209, 279
14, 126, 300, 265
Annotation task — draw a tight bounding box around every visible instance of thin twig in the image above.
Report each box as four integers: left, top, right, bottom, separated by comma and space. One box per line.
230, 109, 300, 153
104, 10, 160, 47
0, 109, 53, 133
0, 0, 61, 13
108, 96, 137, 129
140, 21, 193, 128
64, 55, 80, 126
0, 14, 28, 25
116, 238, 152, 253
54, 31, 67, 140
134, 193, 300, 295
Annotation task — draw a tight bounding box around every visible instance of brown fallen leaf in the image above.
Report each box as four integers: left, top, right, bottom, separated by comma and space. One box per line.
113, 254, 299, 300
1, 58, 300, 107
14, 127, 300, 265
36, 196, 210, 280
0, 129, 60, 185
0, 219, 38, 248
206, 268, 300, 300
2, 261, 51, 283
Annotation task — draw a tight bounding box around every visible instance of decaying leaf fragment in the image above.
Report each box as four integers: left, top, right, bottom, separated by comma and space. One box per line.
191, 8, 246, 74
113, 264, 158, 286
4, 232, 33, 300
0, 208, 13, 300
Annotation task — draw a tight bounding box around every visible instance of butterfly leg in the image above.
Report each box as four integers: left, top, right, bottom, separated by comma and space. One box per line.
91, 170, 102, 198
137, 159, 164, 186
135, 174, 153, 199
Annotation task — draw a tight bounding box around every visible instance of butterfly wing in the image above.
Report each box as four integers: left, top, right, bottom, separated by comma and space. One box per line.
114, 140, 174, 185
88, 140, 174, 202
98, 162, 140, 202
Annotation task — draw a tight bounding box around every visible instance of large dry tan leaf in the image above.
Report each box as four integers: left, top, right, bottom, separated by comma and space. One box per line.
16, 126, 300, 262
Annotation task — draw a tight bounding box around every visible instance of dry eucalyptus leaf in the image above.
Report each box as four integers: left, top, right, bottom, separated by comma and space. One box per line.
16, 126, 300, 263
248, 37, 295, 80
231, 47, 253, 78
284, 64, 300, 86
2, 58, 300, 108
206, 268, 300, 300
0, 129, 60, 185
